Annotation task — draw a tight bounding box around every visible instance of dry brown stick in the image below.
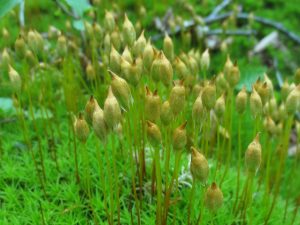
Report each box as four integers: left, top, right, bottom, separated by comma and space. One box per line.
207, 0, 232, 19
155, 11, 300, 45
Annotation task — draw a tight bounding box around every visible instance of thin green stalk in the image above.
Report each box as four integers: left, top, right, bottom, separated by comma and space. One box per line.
243, 173, 254, 225
291, 204, 299, 225
163, 150, 182, 225
16, 100, 47, 196
214, 121, 221, 180
126, 114, 141, 225
164, 126, 171, 187
95, 141, 111, 225
204, 110, 211, 157
104, 140, 114, 224
196, 185, 206, 225
70, 115, 80, 184
220, 89, 233, 186
187, 180, 196, 225
155, 147, 163, 225
263, 135, 272, 204
283, 148, 299, 223
81, 143, 91, 198
38, 201, 46, 225
43, 104, 60, 172
111, 134, 121, 225
233, 114, 242, 212
264, 116, 293, 225
27, 91, 47, 183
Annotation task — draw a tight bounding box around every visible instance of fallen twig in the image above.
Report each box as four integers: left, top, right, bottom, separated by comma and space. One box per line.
157, 11, 300, 45
205, 29, 256, 36
207, 0, 232, 19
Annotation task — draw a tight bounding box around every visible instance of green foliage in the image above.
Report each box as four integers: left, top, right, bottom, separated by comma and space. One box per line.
64, 0, 91, 17
64, 0, 92, 31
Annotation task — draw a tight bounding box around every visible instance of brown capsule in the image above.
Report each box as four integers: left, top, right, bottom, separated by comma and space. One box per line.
192, 93, 206, 123
192, 84, 202, 98
109, 46, 121, 74
110, 28, 122, 51
86, 62, 96, 80
57, 35, 68, 57
201, 83, 216, 110
263, 97, 277, 116
172, 121, 187, 151
2, 48, 10, 68
264, 74, 274, 94
93, 106, 108, 142
143, 40, 155, 71
204, 182, 224, 212
257, 82, 271, 105
160, 100, 173, 126
103, 87, 122, 129
127, 58, 143, 86
27, 30, 44, 55
236, 87, 248, 115
200, 49, 210, 71
122, 14, 136, 47
174, 57, 189, 79
146, 121, 162, 147
122, 46, 133, 64
223, 55, 233, 77
25, 50, 38, 66
214, 94, 226, 119
179, 52, 189, 67
74, 113, 90, 143
8, 65, 21, 92
85, 95, 100, 124
250, 87, 262, 118
120, 57, 131, 80
104, 10, 115, 32
285, 85, 300, 115
133, 30, 146, 57
188, 55, 199, 76
281, 80, 291, 102
163, 33, 174, 61
278, 103, 287, 121
150, 51, 173, 86
263, 116, 276, 136
225, 63, 240, 88
15, 35, 26, 57
216, 72, 229, 94
190, 147, 209, 183
169, 81, 185, 116
110, 70, 131, 110
245, 134, 262, 173
145, 87, 161, 123
85, 21, 93, 37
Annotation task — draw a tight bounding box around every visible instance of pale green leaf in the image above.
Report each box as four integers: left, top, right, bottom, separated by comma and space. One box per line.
0, 0, 21, 18
64, 0, 91, 17
236, 65, 266, 91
